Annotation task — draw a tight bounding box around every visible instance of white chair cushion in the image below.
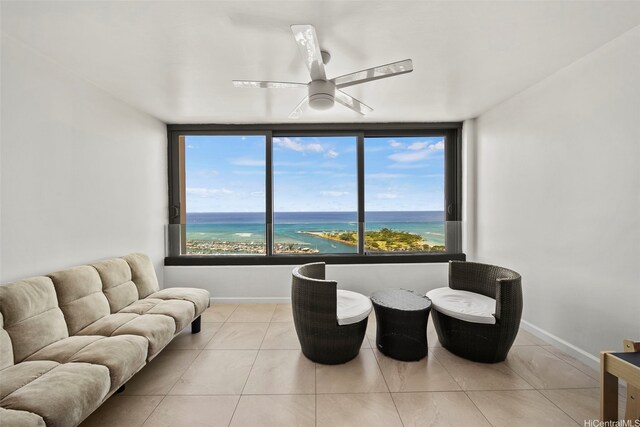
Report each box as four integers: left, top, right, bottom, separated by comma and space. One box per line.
426, 287, 496, 325
336, 290, 372, 326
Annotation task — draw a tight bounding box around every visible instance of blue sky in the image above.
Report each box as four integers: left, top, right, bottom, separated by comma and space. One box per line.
185, 135, 444, 212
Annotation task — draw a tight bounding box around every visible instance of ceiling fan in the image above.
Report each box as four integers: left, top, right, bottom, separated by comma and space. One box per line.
232, 24, 413, 119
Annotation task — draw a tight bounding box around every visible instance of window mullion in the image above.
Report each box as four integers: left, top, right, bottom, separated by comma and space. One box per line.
357, 132, 365, 255
266, 131, 274, 256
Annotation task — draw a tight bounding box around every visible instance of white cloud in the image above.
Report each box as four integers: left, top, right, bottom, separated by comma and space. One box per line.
274, 137, 324, 154
230, 158, 265, 166
388, 140, 445, 163
430, 140, 445, 151
389, 140, 405, 148
325, 149, 339, 158
306, 143, 324, 153
376, 192, 400, 199
408, 142, 428, 150
186, 187, 233, 198
320, 191, 349, 197
388, 150, 430, 162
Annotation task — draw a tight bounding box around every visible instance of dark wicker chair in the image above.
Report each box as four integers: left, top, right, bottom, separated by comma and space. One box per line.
291, 262, 368, 365
431, 261, 522, 363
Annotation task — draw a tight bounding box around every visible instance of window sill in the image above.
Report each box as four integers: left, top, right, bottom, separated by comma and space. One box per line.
164, 253, 466, 266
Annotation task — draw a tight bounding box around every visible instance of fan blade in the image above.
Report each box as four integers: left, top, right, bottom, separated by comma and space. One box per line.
288, 96, 309, 119
291, 24, 327, 81
331, 59, 413, 89
233, 80, 307, 89
335, 90, 373, 115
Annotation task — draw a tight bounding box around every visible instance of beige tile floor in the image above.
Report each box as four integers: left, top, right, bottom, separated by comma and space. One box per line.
81, 303, 628, 427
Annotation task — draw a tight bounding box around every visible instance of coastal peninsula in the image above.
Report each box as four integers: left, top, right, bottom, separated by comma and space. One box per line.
305, 228, 445, 252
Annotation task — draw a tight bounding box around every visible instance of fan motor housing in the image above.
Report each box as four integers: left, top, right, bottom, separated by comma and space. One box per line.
308, 80, 335, 110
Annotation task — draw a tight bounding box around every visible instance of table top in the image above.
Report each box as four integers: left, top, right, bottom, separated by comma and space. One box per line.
610, 351, 640, 368
370, 288, 431, 311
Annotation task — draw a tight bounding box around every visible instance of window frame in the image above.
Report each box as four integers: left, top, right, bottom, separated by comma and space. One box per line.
166, 122, 464, 265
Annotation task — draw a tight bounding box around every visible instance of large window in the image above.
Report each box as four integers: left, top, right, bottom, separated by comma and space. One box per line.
364, 136, 445, 253
167, 124, 463, 265
273, 136, 358, 255
181, 135, 266, 255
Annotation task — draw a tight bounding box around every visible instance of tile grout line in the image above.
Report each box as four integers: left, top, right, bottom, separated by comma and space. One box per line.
138, 394, 169, 427
369, 344, 405, 427
463, 391, 497, 427
227, 304, 277, 426
508, 344, 598, 389
134, 349, 203, 427
164, 347, 205, 396
157, 305, 235, 422
429, 346, 496, 427
227, 334, 263, 426
536, 389, 585, 426
494, 346, 539, 389
539, 345, 600, 380
434, 343, 584, 426
428, 346, 465, 391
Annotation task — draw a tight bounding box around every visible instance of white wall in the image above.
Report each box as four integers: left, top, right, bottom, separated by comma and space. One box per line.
473, 27, 640, 361
165, 263, 449, 303
0, 35, 167, 283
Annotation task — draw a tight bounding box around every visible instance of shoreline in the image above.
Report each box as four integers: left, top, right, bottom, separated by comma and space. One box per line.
186, 240, 319, 254
302, 230, 444, 252
302, 231, 358, 247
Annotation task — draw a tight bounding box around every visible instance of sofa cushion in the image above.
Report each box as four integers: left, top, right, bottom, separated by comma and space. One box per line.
0, 362, 110, 427
148, 288, 210, 317
0, 361, 59, 401
93, 258, 139, 313
26, 335, 148, 393
336, 290, 372, 326
0, 312, 14, 370
48, 266, 111, 335
77, 313, 175, 360
122, 253, 160, 298
0, 407, 46, 427
0, 277, 69, 362
426, 287, 497, 325
119, 298, 195, 332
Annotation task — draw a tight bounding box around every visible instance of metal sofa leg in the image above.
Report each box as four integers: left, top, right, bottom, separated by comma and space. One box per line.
191, 316, 202, 334
116, 384, 126, 394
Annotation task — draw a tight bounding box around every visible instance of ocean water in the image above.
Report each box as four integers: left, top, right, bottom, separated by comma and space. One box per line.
186, 211, 445, 253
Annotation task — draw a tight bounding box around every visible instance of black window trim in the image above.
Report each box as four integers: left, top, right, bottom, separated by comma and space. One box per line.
166, 122, 464, 266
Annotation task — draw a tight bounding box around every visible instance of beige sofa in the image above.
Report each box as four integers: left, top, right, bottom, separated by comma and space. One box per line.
0, 253, 210, 427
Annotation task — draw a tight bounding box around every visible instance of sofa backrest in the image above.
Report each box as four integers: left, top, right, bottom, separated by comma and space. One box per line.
0, 311, 14, 369
122, 253, 160, 298
93, 258, 139, 312
0, 277, 69, 362
48, 266, 111, 335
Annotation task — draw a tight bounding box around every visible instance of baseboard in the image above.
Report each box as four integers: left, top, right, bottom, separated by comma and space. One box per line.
210, 297, 291, 304
520, 319, 600, 372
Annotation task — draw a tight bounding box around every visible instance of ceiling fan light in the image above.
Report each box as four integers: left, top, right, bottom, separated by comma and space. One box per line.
307, 80, 336, 110
309, 93, 335, 110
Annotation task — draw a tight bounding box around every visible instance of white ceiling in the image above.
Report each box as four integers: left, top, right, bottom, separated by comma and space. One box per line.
2, 1, 640, 124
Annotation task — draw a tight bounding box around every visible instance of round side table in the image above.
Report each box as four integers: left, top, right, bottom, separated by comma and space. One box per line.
370, 288, 432, 361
